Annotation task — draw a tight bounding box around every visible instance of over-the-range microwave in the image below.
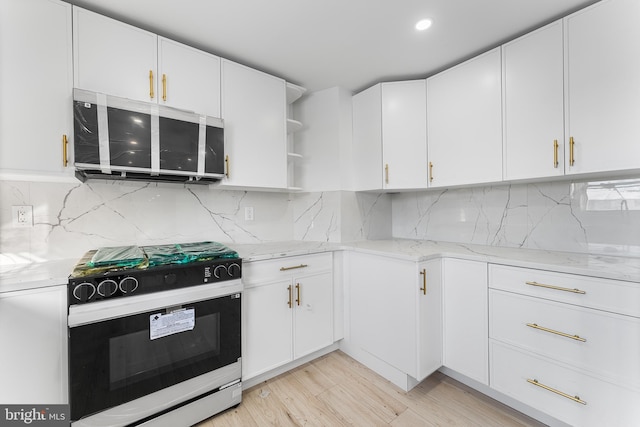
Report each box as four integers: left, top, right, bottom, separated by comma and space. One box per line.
73, 88, 224, 184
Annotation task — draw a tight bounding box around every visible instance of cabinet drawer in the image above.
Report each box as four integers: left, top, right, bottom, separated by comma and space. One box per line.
490, 341, 640, 427
242, 253, 332, 286
490, 289, 640, 390
488, 264, 640, 317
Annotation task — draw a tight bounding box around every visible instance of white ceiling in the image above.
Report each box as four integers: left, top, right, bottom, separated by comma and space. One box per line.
65, 0, 598, 94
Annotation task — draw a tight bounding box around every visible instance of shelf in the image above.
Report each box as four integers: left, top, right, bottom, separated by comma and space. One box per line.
288, 152, 303, 159
286, 82, 306, 104
287, 118, 303, 134
287, 186, 303, 192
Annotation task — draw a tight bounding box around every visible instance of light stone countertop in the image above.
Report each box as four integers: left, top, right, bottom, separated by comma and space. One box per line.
230, 239, 640, 283
2, 239, 639, 293
0, 257, 79, 293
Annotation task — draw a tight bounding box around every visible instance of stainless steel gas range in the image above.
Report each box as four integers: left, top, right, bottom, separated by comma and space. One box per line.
67, 242, 242, 427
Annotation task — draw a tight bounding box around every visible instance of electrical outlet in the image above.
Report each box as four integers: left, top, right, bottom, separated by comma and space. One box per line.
244, 207, 254, 221
12, 205, 33, 228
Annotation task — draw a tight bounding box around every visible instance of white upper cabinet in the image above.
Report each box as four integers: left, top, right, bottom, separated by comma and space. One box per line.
352, 81, 428, 191
352, 85, 383, 191
503, 21, 565, 181
382, 81, 428, 190
427, 48, 503, 188
220, 59, 287, 190
73, 7, 221, 117
73, 7, 157, 103
157, 37, 221, 117
0, 0, 74, 178
564, 0, 640, 175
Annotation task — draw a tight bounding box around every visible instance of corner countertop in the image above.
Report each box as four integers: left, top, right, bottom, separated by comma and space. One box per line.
230, 239, 640, 284
2, 239, 639, 293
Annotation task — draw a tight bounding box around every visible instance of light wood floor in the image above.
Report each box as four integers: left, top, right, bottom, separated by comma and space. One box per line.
195, 350, 546, 426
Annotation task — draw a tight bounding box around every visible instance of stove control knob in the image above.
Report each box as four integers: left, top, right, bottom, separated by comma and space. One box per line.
214, 265, 227, 279
164, 273, 177, 285
228, 263, 241, 278
119, 277, 139, 294
97, 279, 118, 297
73, 282, 96, 302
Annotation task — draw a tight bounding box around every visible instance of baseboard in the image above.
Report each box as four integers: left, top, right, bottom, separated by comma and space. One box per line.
438, 366, 571, 427
241, 343, 339, 390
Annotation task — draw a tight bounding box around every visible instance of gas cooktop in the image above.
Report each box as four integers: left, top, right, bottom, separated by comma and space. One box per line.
68, 242, 241, 306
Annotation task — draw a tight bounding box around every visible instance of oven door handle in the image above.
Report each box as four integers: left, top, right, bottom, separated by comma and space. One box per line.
68, 280, 242, 327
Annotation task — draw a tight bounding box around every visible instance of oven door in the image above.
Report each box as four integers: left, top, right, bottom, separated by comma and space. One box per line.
68, 282, 241, 424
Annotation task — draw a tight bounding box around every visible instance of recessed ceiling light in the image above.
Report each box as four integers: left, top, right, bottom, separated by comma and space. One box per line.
415, 18, 432, 31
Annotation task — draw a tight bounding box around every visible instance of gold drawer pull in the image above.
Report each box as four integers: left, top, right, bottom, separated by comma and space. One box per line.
419, 268, 426, 295
526, 323, 586, 342
149, 70, 154, 99
295, 283, 301, 306
553, 139, 559, 168
280, 264, 308, 271
162, 73, 167, 101
525, 281, 586, 294
527, 379, 587, 405
569, 136, 575, 166
62, 134, 69, 167
287, 285, 292, 308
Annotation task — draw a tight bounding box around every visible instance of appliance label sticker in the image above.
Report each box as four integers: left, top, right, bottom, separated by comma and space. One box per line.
149, 308, 195, 340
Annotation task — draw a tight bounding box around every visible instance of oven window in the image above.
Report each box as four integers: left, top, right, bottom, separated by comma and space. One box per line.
69, 294, 240, 422
109, 312, 220, 389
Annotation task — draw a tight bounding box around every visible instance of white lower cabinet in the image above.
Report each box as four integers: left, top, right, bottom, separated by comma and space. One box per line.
488, 264, 640, 426
442, 259, 488, 385
0, 285, 68, 403
491, 341, 640, 427
242, 253, 333, 380
348, 252, 442, 385
490, 289, 640, 389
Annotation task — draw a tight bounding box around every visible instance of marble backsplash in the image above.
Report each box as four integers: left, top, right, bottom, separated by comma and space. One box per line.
2, 176, 639, 263
0, 180, 294, 262
0, 179, 386, 263
391, 177, 640, 257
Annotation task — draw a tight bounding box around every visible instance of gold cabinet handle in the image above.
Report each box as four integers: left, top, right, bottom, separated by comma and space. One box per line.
569, 136, 575, 166
62, 134, 69, 167
553, 140, 559, 168
526, 323, 586, 342
162, 74, 167, 101
429, 162, 434, 183
385, 164, 389, 184
527, 379, 587, 405
225, 155, 230, 178
287, 285, 292, 308
149, 70, 154, 99
280, 264, 308, 271
295, 283, 301, 306
525, 281, 586, 295
419, 268, 426, 295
